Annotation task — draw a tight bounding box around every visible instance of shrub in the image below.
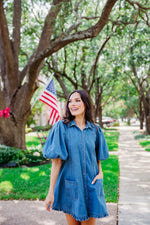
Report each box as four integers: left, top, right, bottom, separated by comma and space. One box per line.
134, 134, 145, 139
113, 121, 120, 127
0, 145, 46, 167
32, 124, 52, 132
25, 127, 32, 133
139, 140, 150, 152
0, 145, 25, 166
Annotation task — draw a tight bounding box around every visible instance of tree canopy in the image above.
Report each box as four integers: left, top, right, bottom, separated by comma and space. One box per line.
0, 0, 150, 149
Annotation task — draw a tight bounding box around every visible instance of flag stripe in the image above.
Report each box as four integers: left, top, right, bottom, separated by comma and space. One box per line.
39, 78, 60, 125
39, 96, 58, 111
40, 99, 59, 113
49, 110, 54, 123
40, 96, 57, 110
51, 111, 56, 125
43, 91, 57, 104
49, 109, 59, 125
40, 91, 57, 104
42, 92, 58, 106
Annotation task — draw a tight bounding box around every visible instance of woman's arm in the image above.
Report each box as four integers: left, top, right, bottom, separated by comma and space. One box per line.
45, 158, 62, 212
92, 160, 103, 184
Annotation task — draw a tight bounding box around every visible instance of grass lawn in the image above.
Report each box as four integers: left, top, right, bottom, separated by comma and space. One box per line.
104, 131, 119, 151
26, 131, 49, 147
133, 131, 150, 152
139, 140, 150, 151
0, 155, 119, 202
26, 130, 119, 151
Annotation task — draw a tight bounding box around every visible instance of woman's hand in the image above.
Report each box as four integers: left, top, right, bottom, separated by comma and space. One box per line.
45, 192, 54, 212
92, 172, 103, 184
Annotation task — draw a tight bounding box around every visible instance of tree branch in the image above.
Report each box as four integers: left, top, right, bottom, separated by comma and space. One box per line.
45, 0, 117, 55
125, 71, 139, 93
65, 20, 82, 35
108, 18, 135, 25
63, 48, 67, 73
95, 0, 101, 16
0, 0, 18, 96
46, 59, 77, 88
20, 0, 117, 98
80, 47, 88, 90
81, 16, 100, 20
12, 0, 21, 66
23, 0, 117, 76
73, 47, 78, 84
88, 35, 111, 92
0, 90, 5, 109
126, 0, 150, 27
126, 0, 150, 10
20, 0, 66, 84
53, 72, 69, 99
139, 10, 150, 27
36, 0, 66, 54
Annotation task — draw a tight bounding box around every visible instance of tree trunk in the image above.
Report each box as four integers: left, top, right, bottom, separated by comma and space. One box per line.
98, 105, 103, 127
144, 101, 150, 134
145, 114, 150, 134
94, 104, 103, 127
143, 91, 150, 134
0, 83, 33, 149
94, 91, 103, 127
0, 119, 27, 149
139, 96, 144, 129
139, 116, 144, 130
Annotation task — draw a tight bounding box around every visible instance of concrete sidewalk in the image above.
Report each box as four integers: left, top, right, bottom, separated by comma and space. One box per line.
118, 126, 150, 225
0, 201, 117, 225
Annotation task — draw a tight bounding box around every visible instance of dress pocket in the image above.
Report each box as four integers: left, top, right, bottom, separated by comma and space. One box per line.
65, 180, 78, 200
95, 179, 104, 197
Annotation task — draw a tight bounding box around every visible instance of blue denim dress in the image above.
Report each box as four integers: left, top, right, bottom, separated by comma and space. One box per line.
43, 120, 109, 221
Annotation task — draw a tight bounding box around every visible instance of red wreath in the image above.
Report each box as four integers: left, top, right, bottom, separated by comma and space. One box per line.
0, 107, 10, 118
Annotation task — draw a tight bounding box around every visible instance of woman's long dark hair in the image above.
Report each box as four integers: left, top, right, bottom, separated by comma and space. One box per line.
63, 90, 94, 124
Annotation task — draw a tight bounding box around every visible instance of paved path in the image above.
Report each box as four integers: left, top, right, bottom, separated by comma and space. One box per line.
0, 201, 117, 225
118, 126, 150, 225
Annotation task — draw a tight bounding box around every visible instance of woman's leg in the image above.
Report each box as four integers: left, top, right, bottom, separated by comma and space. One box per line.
65, 214, 80, 225
81, 217, 96, 225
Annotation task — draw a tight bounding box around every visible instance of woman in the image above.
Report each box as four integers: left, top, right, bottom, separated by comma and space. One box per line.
43, 90, 109, 225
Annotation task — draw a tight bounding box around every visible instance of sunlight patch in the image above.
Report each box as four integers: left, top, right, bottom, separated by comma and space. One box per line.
39, 171, 46, 176
20, 173, 30, 180
29, 167, 39, 172
0, 181, 13, 193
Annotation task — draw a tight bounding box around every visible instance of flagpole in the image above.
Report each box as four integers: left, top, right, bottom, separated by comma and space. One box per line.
31, 74, 54, 109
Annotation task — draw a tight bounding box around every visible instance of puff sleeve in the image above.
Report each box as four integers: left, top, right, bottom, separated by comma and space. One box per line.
95, 124, 109, 161
43, 121, 68, 160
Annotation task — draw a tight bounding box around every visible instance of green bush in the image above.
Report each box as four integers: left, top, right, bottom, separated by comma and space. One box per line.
24, 147, 45, 164
113, 121, 120, 127
134, 134, 145, 140
32, 124, 52, 132
133, 131, 150, 151
0, 145, 45, 167
139, 140, 150, 152
25, 127, 32, 133
0, 145, 25, 165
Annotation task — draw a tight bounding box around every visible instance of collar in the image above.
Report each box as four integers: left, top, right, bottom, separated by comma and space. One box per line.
67, 120, 94, 129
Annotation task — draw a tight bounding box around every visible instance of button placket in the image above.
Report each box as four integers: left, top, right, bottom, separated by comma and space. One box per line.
82, 130, 88, 205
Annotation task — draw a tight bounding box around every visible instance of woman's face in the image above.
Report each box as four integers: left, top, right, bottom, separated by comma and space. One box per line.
68, 92, 86, 118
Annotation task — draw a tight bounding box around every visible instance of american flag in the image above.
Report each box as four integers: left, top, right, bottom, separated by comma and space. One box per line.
39, 78, 61, 125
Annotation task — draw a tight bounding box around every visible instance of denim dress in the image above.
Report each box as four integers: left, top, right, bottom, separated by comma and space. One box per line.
43, 120, 109, 221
